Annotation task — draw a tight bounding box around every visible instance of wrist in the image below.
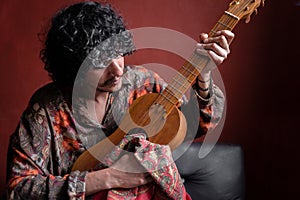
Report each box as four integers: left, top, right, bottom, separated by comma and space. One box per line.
197, 76, 210, 83
197, 71, 211, 83
197, 72, 211, 89
85, 169, 111, 196
195, 76, 212, 99
197, 76, 211, 91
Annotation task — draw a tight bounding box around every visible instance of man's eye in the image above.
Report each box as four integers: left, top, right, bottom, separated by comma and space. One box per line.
122, 50, 135, 57
92, 59, 111, 69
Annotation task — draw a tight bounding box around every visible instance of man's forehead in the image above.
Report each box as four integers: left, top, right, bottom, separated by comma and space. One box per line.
85, 30, 134, 69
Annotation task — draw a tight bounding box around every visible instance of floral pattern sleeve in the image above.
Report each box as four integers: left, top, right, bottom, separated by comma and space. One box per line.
184, 81, 225, 139
6, 92, 88, 199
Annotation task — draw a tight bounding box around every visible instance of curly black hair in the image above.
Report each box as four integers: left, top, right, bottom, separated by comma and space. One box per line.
40, 1, 129, 87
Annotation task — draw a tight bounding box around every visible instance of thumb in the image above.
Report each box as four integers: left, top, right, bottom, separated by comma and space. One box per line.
199, 33, 208, 43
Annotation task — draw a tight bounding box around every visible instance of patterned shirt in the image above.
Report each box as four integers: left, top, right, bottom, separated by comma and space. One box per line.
6, 65, 225, 199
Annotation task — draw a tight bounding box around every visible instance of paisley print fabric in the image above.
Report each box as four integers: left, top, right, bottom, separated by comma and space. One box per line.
6, 65, 224, 199
92, 133, 191, 200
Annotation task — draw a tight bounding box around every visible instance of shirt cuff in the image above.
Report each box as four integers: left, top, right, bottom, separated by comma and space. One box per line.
68, 170, 88, 199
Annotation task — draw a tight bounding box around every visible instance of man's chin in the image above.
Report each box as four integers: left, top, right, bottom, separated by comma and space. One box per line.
98, 82, 122, 93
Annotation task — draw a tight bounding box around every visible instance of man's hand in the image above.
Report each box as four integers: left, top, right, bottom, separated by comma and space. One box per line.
195, 30, 235, 98
198, 30, 235, 67
107, 153, 152, 187
85, 154, 152, 196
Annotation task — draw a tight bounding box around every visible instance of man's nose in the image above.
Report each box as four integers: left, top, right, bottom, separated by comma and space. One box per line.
108, 61, 123, 77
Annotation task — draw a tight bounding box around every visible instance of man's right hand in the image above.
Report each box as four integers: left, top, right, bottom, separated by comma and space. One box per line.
85, 154, 152, 196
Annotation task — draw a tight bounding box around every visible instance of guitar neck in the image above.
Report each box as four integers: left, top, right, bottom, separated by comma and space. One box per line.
156, 11, 240, 113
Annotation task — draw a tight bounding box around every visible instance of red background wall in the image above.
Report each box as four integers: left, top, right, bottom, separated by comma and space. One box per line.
1, 0, 299, 199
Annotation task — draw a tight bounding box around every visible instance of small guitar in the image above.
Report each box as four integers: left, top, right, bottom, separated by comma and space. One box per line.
72, 0, 265, 171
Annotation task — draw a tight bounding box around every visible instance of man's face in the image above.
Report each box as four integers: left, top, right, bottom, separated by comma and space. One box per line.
86, 56, 125, 93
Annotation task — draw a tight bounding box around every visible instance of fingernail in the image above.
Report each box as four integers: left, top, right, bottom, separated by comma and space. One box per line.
197, 43, 204, 48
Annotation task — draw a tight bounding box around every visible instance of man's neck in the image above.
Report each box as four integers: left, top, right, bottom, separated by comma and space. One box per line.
94, 90, 110, 124
95, 89, 109, 103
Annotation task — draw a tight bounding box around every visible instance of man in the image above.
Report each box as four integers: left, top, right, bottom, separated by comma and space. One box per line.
6, 1, 234, 199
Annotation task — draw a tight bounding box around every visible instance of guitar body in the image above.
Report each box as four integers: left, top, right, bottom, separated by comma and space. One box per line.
119, 93, 187, 148
72, 93, 187, 171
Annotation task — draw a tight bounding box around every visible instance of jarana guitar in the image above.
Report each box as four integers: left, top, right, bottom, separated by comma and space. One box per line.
72, 0, 265, 171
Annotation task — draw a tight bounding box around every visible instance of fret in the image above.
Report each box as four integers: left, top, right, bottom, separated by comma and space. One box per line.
167, 84, 183, 99
160, 89, 178, 105
176, 72, 193, 84
159, 92, 174, 105
186, 54, 205, 70
209, 14, 239, 37
191, 55, 209, 73
182, 65, 198, 77
224, 11, 240, 20
172, 77, 189, 90
217, 21, 232, 29
190, 55, 204, 71
210, 30, 218, 35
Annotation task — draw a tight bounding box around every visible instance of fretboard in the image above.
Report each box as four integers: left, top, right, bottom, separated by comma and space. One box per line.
155, 11, 240, 114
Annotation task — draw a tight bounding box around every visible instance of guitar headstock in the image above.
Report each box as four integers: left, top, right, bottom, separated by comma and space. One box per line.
227, 0, 265, 23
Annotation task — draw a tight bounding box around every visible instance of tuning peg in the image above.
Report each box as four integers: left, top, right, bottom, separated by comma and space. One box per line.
229, 0, 240, 6
245, 14, 251, 23
261, 0, 265, 7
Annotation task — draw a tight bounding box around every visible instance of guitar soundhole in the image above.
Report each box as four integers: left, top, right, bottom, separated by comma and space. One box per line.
127, 128, 148, 137
123, 137, 142, 152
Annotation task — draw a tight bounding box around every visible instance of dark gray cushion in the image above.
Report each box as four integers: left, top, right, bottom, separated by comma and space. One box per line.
175, 143, 245, 200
